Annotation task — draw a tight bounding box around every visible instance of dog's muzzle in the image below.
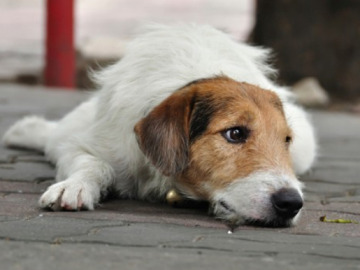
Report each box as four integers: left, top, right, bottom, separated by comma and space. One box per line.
212, 183, 304, 228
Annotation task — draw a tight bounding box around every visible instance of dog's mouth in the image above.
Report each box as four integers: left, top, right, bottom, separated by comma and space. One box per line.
212, 200, 296, 229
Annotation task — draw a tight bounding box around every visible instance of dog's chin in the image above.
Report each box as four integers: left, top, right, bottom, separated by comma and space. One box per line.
244, 217, 294, 228
219, 215, 295, 230
220, 216, 295, 230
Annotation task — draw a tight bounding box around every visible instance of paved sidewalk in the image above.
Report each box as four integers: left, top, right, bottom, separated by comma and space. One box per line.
0, 84, 360, 269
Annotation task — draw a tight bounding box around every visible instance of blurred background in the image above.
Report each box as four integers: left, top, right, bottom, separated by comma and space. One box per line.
0, 0, 359, 110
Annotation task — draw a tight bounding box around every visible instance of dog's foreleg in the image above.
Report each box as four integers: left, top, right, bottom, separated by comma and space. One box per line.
39, 151, 114, 211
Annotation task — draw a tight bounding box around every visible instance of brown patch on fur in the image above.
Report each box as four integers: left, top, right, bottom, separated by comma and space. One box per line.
135, 76, 294, 199
134, 89, 193, 176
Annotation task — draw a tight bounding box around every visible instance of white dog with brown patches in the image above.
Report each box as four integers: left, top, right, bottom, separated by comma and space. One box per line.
3, 24, 316, 227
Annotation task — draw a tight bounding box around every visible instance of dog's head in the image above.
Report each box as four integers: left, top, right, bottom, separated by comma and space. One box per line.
134, 76, 303, 227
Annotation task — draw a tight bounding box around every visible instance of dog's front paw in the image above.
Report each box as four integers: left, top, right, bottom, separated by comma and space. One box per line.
39, 179, 100, 211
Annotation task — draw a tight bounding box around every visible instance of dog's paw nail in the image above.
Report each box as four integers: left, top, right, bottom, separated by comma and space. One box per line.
48, 202, 55, 209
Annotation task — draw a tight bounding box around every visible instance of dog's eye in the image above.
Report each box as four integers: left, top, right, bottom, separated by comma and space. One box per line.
222, 126, 250, 144
285, 136, 292, 144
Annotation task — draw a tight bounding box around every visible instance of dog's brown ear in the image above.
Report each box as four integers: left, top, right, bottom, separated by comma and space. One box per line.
134, 90, 194, 176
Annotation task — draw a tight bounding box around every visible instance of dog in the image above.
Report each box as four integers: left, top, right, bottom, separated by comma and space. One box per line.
3, 24, 316, 227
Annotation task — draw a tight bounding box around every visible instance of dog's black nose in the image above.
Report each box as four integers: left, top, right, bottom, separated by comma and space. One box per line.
271, 188, 303, 218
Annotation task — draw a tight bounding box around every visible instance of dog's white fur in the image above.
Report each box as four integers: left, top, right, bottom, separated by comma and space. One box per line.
3, 24, 316, 224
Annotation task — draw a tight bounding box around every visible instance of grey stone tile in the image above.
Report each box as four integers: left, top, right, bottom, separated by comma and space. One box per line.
0, 161, 55, 182
0, 240, 351, 270
0, 215, 125, 242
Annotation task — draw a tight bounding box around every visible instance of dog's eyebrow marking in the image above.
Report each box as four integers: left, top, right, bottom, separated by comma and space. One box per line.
189, 95, 217, 143
240, 110, 255, 123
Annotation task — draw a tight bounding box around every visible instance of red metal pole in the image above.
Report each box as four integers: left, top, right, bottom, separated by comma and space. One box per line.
44, 0, 75, 89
